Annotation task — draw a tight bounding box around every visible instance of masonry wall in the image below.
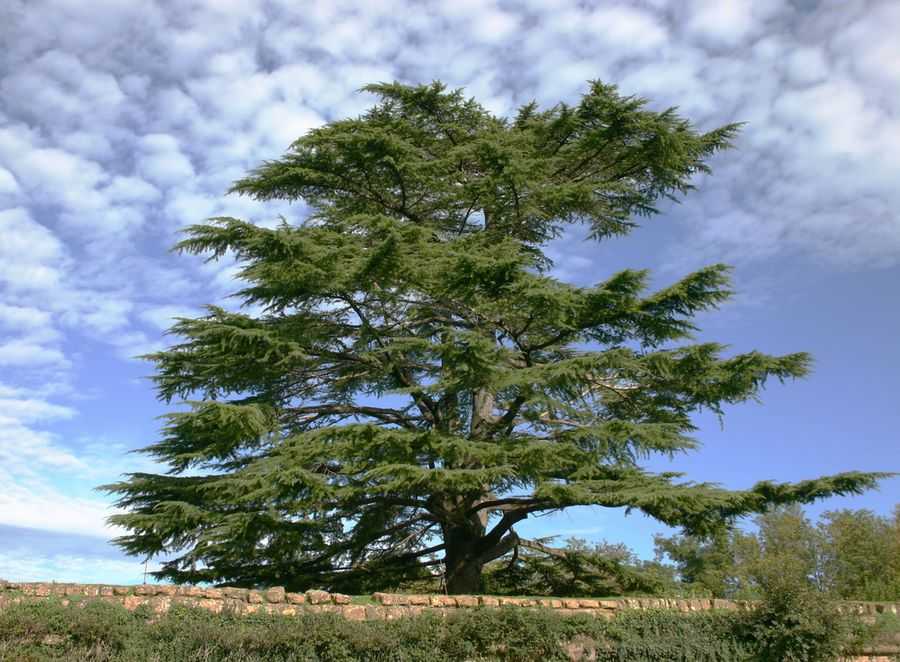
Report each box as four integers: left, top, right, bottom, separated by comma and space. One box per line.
1, 581, 898, 660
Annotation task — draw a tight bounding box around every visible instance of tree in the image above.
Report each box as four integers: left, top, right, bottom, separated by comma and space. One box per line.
654, 527, 746, 598
656, 504, 900, 601
752, 504, 823, 590
102, 81, 888, 594
818, 507, 900, 601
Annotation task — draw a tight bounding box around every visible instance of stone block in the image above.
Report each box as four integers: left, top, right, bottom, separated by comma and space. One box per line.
373, 592, 409, 606
455, 595, 478, 607
306, 589, 331, 604
286, 592, 306, 605
99, 586, 114, 597
149, 596, 172, 614
177, 586, 204, 598
198, 599, 223, 613
203, 588, 224, 600
479, 596, 500, 607
342, 605, 366, 621
578, 599, 600, 609
431, 595, 457, 607
264, 586, 285, 603
407, 594, 430, 605
331, 592, 351, 604
123, 596, 147, 611
247, 590, 264, 604
156, 585, 178, 597
113, 586, 130, 596
222, 587, 248, 601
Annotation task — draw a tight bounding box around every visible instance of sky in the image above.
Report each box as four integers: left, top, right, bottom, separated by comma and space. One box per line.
0, 0, 898, 585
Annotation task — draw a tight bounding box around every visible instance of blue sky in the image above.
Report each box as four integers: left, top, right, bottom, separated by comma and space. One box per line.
1, 0, 897, 584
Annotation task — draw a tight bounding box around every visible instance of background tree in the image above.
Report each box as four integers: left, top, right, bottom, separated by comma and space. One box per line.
655, 505, 900, 601
653, 527, 747, 598
103, 80, 888, 594
818, 507, 900, 601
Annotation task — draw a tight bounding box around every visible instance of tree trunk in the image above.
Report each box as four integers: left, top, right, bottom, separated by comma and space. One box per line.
443, 525, 485, 594
445, 554, 484, 594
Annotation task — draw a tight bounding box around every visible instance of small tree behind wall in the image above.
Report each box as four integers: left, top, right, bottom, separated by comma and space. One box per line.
103, 81, 888, 594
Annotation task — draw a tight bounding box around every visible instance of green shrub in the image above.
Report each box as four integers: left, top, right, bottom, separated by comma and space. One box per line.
0, 595, 883, 661
741, 572, 857, 662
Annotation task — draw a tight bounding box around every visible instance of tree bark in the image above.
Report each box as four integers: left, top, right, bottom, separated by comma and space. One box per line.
445, 554, 485, 594
443, 524, 485, 594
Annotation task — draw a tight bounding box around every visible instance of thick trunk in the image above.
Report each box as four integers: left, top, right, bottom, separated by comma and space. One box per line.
443, 524, 485, 594
445, 554, 485, 594
442, 517, 523, 594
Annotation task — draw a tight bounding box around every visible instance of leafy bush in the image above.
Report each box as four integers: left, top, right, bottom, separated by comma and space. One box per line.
0, 595, 879, 661
740, 571, 859, 662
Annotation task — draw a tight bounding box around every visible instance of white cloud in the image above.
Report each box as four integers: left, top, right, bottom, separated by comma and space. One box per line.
0, 167, 20, 195
103, 176, 161, 204
0, 303, 53, 330
253, 103, 324, 152
683, 0, 782, 48
0, 207, 65, 292
783, 47, 830, 86
0, 397, 75, 423
0, 414, 83, 471
584, 5, 668, 53
0, 340, 69, 368
470, 8, 519, 44
6, 147, 107, 209
137, 133, 196, 188
0, 482, 116, 537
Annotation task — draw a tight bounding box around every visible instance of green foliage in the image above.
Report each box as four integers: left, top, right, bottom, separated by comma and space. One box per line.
656, 504, 900, 601
818, 506, 900, 601
101, 79, 888, 594
602, 610, 752, 661
741, 572, 860, 662
483, 537, 677, 597
3, 597, 869, 662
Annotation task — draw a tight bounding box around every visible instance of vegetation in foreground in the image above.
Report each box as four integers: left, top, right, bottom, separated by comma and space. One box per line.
0, 584, 896, 662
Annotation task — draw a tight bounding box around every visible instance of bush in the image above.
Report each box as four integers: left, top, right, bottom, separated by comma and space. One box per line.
741, 572, 858, 662
0, 595, 882, 661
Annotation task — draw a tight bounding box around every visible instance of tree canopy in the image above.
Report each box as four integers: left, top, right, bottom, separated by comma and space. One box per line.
103, 81, 888, 594
655, 505, 900, 601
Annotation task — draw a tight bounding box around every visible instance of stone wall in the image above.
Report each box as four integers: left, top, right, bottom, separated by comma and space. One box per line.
1, 581, 897, 660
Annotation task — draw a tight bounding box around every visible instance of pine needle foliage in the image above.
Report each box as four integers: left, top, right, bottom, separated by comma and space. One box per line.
102, 81, 887, 594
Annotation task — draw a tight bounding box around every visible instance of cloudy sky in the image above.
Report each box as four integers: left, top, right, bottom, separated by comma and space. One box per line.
1, 0, 898, 584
